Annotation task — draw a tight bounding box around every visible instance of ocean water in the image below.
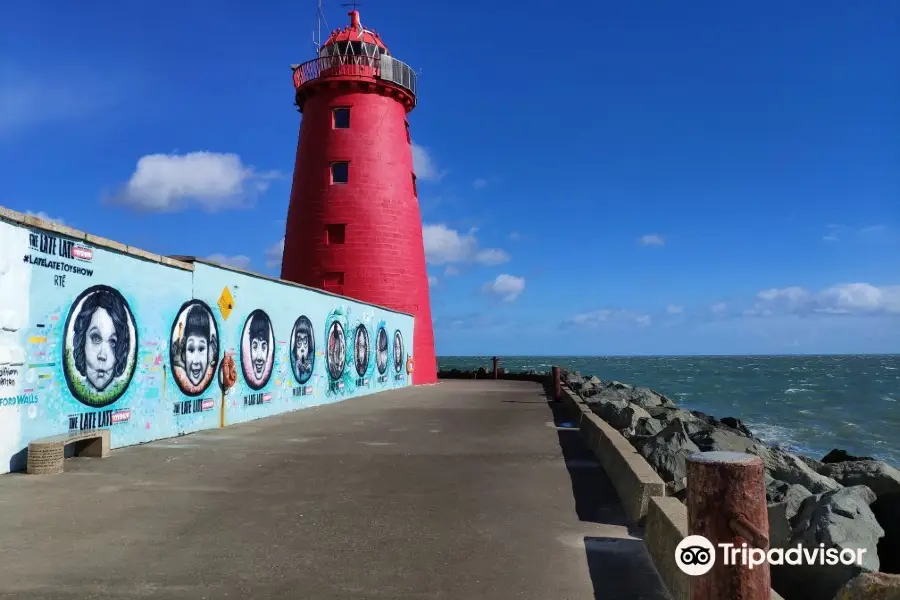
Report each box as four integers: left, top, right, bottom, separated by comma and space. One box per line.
438, 355, 900, 465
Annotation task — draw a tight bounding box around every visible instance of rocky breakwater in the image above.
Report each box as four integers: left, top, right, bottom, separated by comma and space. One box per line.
561, 368, 900, 600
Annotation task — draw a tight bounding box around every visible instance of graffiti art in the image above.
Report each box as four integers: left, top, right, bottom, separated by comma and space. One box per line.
240, 309, 274, 390
290, 315, 316, 385
62, 285, 138, 408
170, 300, 219, 396
354, 324, 370, 377
325, 320, 345, 380
393, 330, 404, 374
375, 326, 388, 375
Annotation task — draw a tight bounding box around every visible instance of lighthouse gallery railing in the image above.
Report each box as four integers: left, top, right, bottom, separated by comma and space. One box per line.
292, 55, 417, 98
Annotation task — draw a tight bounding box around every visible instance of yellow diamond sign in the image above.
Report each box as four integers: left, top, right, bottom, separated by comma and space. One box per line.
217, 286, 234, 320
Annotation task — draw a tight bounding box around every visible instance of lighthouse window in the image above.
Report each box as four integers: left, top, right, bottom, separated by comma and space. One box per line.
333, 107, 350, 129
350, 41, 363, 55
323, 272, 345, 293
404, 120, 410, 144
411, 173, 418, 197
331, 161, 349, 184
326, 224, 346, 245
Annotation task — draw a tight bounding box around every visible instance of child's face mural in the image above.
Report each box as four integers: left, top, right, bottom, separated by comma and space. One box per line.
63, 284, 138, 408
85, 308, 117, 391
185, 334, 209, 385
169, 300, 219, 397
240, 309, 274, 390
251, 335, 269, 378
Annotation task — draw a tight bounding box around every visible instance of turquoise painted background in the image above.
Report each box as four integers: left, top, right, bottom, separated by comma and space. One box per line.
0, 218, 414, 474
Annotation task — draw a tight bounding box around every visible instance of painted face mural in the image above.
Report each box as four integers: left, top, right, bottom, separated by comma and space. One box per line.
376, 327, 388, 375
240, 309, 274, 390
393, 330, 404, 373
354, 324, 370, 377
62, 285, 138, 408
170, 300, 219, 396
326, 320, 345, 380
290, 315, 315, 385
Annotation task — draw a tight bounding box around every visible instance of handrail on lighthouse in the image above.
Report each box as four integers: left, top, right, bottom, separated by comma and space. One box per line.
292, 54, 418, 100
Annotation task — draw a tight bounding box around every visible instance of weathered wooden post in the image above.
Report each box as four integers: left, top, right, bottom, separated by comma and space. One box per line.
492, 356, 499, 379
551, 366, 561, 400
686, 451, 771, 600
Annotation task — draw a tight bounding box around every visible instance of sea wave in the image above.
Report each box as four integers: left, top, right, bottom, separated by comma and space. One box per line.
783, 388, 809, 394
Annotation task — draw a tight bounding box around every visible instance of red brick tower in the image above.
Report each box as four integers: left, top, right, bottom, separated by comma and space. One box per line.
281, 9, 437, 384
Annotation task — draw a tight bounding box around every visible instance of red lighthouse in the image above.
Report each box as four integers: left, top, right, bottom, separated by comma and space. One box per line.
281, 9, 437, 385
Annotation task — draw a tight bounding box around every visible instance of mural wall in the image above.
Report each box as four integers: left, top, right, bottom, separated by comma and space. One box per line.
0, 217, 415, 474
192, 263, 413, 426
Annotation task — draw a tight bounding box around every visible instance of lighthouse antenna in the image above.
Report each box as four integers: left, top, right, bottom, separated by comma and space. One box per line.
314, 0, 330, 51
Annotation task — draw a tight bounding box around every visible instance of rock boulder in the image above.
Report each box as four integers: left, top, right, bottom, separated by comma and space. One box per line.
818, 461, 900, 498
871, 492, 900, 574
690, 426, 767, 455
750, 446, 843, 494
823, 449, 877, 464
720, 416, 754, 437
833, 572, 900, 600
772, 486, 883, 600
589, 399, 652, 433
766, 477, 814, 548
624, 387, 674, 409
631, 419, 700, 484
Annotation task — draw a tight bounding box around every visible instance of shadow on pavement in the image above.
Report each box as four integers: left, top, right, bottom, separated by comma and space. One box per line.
545, 391, 629, 526
584, 536, 672, 599
542, 387, 672, 599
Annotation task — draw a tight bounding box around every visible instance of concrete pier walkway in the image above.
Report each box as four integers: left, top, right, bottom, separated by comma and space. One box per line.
0, 380, 670, 599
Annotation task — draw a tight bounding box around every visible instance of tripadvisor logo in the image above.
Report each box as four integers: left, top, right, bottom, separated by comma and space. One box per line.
675, 535, 867, 576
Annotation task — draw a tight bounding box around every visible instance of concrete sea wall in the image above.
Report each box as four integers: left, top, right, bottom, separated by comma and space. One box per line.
0, 207, 414, 474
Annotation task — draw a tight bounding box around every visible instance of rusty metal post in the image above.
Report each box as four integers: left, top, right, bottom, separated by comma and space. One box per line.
686, 451, 771, 600
551, 366, 561, 400
492, 356, 499, 379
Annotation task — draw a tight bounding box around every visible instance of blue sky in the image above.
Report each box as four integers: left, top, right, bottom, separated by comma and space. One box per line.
1, 0, 897, 356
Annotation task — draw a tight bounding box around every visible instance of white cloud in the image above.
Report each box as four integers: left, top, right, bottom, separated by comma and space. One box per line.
711, 302, 728, 314
411, 143, 446, 182
422, 224, 510, 266
206, 254, 251, 269
482, 274, 525, 302
746, 283, 900, 317
113, 151, 280, 212
26, 211, 64, 224
474, 248, 510, 265
508, 231, 521, 241
565, 309, 651, 328
444, 265, 460, 276
823, 224, 891, 243
859, 224, 888, 236
666, 305, 684, 315
264, 238, 285, 270
472, 178, 488, 189
639, 234, 665, 246
428, 275, 438, 287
